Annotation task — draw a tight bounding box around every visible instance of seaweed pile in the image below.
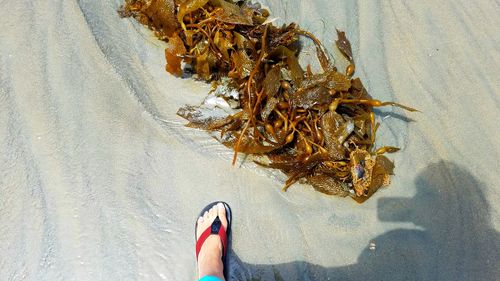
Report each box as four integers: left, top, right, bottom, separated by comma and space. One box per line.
119, 0, 416, 203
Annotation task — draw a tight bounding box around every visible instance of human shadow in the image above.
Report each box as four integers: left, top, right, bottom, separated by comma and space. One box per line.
226, 161, 500, 280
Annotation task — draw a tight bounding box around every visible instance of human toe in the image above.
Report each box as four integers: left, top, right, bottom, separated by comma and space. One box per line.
217, 203, 228, 229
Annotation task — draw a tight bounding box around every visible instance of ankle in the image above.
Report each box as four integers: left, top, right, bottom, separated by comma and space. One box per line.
198, 256, 224, 280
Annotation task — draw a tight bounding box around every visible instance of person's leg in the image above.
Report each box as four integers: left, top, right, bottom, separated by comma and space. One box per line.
196, 203, 228, 281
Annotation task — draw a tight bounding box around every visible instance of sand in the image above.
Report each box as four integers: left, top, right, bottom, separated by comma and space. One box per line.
0, 0, 499, 280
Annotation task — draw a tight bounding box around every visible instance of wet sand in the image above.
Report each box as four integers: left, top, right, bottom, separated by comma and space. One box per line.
0, 0, 499, 280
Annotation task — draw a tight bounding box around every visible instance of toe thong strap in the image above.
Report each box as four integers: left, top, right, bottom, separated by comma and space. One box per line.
196, 216, 228, 260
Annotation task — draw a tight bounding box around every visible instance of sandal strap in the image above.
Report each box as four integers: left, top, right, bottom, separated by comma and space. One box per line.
196, 216, 228, 260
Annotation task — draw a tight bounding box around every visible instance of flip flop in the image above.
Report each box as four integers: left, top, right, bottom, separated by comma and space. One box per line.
195, 201, 232, 278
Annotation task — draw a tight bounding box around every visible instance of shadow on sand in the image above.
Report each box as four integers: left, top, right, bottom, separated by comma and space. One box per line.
227, 161, 500, 281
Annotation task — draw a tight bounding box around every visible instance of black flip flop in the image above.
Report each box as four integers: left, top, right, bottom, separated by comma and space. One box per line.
195, 201, 232, 278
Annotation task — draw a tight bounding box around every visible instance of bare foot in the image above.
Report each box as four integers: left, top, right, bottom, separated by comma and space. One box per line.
196, 203, 228, 280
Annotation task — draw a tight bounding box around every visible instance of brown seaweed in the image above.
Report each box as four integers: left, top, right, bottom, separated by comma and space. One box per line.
335, 29, 353, 63
119, 0, 416, 203
119, 0, 178, 38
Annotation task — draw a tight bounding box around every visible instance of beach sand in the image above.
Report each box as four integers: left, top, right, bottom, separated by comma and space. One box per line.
0, 0, 499, 280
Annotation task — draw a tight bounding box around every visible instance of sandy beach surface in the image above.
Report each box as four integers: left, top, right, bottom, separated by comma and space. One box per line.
1, 0, 499, 280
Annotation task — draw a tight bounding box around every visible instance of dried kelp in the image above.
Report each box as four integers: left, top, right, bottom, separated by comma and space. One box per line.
119, 0, 417, 202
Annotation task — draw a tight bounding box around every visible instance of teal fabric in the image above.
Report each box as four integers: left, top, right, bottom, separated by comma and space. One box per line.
199, 276, 223, 281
